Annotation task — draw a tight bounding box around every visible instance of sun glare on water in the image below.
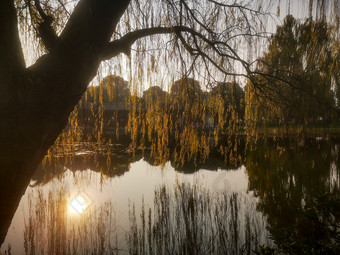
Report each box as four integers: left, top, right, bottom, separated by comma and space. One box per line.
69, 194, 91, 214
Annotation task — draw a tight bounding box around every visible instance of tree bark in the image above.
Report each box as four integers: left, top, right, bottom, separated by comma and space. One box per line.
0, 0, 130, 246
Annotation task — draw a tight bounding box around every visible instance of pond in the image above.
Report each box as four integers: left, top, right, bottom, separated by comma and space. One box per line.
1, 139, 339, 254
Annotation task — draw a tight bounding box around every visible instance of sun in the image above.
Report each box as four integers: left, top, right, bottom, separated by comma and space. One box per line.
69, 194, 90, 214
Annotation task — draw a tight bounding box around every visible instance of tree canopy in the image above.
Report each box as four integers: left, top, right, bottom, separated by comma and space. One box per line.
85, 75, 130, 104
246, 15, 340, 132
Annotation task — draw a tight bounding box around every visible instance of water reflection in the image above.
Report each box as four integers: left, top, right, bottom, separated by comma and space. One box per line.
31, 144, 137, 186
127, 184, 267, 255
0, 139, 339, 254
246, 138, 340, 253
69, 193, 93, 214
23, 188, 119, 255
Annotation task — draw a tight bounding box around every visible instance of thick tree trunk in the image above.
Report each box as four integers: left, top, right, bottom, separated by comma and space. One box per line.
0, 0, 130, 246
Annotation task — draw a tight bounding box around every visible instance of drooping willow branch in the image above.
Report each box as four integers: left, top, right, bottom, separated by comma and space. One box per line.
101, 25, 253, 78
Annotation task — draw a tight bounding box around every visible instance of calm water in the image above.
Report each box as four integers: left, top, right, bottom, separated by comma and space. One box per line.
1, 139, 339, 254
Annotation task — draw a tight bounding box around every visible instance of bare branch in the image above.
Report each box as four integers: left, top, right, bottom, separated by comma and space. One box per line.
102, 26, 189, 59
34, 0, 48, 20
56, 0, 71, 18
207, 0, 263, 15
103, 22, 259, 82
34, 0, 59, 51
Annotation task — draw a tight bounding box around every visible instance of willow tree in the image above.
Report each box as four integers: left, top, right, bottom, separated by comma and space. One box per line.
2, 0, 339, 245
0, 0, 272, 243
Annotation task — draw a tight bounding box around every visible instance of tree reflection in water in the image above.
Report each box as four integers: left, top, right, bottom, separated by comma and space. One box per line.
22, 182, 268, 255
246, 138, 340, 254
128, 184, 268, 255
1, 138, 339, 254
24, 188, 119, 255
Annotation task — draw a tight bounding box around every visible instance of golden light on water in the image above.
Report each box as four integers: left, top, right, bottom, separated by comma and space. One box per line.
69, 194, 90, 214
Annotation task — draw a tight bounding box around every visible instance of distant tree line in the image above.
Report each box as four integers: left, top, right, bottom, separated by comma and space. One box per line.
60, 15, 340, 166
78, 76, 245, 131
